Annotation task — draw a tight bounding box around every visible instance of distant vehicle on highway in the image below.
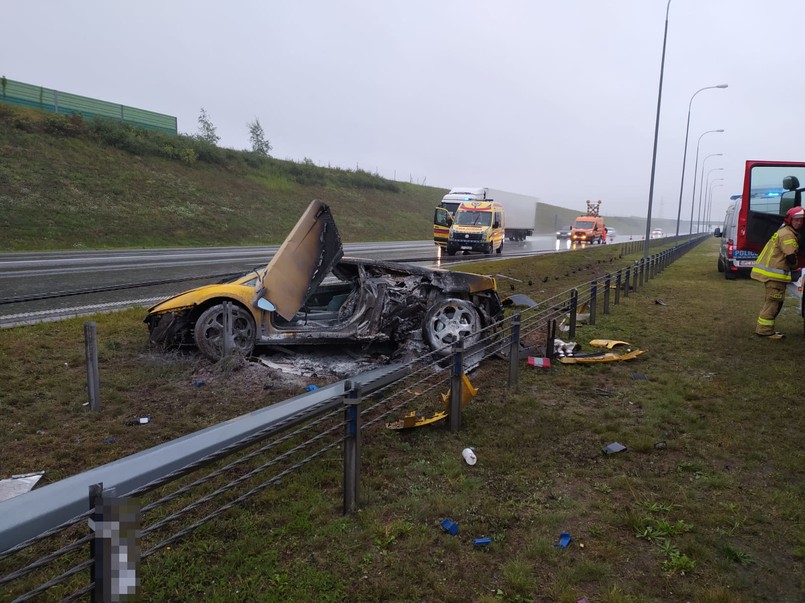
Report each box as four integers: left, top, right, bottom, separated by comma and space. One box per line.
556, 226, 572, 239
606, 228, 617, 241
650, 228, 664, 239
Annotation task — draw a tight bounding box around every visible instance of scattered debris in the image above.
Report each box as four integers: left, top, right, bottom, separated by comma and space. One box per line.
602, 442, 627, 455
385, 409, 448, 430
0, 471, 45, 503
631, 372, 648, 381
655, 299, 668, 305
306, 384, 318, 392
559, 348, 645, 364
462, 448, 477, 465
589, 339, 631, 349
553, 339, 581, 358
439, 374, 478, 409
128, 416, 151, 426
440, 518, 459, 536
555, 532, 572, 548
527, 356, 552, 368
192, 379, 206, 388
654, 441, 667, 450
103, 437, 116, 444
386, 374, 478, 430
502, 293, 539, 309
258, 358, 309, 376
473, 537, 492, 546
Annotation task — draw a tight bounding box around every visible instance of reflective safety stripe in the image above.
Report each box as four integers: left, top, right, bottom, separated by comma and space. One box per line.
752, 229, 794, 282
757, 317, 775, 326
751, 266, 792, 281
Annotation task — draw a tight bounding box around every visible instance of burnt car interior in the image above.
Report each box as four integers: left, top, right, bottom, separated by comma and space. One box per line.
273, 277, 356, 328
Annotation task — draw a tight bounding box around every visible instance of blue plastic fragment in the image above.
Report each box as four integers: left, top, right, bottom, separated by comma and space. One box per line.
192, 379, 205, 388
440, 518, 459, 536
306, 384, 318, 391
555, 532, 572, 548
473, 537, 492, 546
603, 442, 627, 455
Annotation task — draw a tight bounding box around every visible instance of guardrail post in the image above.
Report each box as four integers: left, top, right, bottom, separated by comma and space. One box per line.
84, 322, 101, 411
589, 282, 598, 326
568, 289, 578, 339
508, 315, 520, 387
623, 265, 631, 298
546, 318, 556, 360
343, 380, 361, 515
89, 484, 140, 603
450, 339, 464, 433
222, 301, 233, 357
603, 274, 611, 315
633, 261, 640, 292
615, 270, 622, 304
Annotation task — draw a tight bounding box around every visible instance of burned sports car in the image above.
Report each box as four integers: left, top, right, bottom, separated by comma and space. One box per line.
145, 200, 504, 361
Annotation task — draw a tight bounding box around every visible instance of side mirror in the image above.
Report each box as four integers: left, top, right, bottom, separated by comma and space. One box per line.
492, 221, 500, 229
713, 228, 722, 237
257, 298, 276, 312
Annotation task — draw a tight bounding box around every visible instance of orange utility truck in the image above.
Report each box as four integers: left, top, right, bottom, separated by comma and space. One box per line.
570, 199, 606, 244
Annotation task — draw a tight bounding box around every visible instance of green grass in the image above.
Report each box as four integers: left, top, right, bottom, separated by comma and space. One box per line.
1, 238, 803, 601
0, 103, 680, 251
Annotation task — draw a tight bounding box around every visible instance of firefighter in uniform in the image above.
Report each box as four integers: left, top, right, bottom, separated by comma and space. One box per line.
750, 206, 805, 338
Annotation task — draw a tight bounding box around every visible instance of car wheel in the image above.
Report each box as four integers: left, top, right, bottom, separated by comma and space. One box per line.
496, 242, 503, 255
446, 248, 457, 256
422, 298, 482, 355
194, 303, 256, 360
717, 256, 725, 272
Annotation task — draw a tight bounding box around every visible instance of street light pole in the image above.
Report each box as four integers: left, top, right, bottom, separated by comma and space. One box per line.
699, 167, 724, 232
674, 84, 728, 237
689, 133, 723, 234
643, 0, 672, 259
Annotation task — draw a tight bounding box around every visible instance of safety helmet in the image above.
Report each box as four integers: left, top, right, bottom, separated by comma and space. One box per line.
784, 206, 805, 225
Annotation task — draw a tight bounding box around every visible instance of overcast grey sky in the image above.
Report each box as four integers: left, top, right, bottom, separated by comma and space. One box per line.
4, 1, 804, 221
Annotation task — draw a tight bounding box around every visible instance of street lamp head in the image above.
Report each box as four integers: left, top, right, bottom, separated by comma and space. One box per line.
715, 129, 725, 133
716, 84, 728, 89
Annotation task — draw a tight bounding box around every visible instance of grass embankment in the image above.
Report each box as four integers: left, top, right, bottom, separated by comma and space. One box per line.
0, 103, 680, 251
1, 238, 803, 601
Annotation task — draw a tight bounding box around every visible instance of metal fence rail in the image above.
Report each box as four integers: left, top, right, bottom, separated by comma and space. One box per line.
0, 77, 177, 134
0, 235, 708, 601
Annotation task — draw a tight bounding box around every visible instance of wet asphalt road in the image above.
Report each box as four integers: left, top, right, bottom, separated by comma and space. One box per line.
0, 235, 640, 327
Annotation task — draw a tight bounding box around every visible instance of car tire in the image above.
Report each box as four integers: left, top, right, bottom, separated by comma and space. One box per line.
422, 298, 482, 355
717, 256, 725, 273
496, 242, 503, 255
446, 248, 457, 256
194, 302, 256, 361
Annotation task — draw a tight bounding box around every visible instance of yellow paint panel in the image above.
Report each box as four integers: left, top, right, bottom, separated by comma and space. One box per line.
559, 349, 646, 364
589, 339, 631, 349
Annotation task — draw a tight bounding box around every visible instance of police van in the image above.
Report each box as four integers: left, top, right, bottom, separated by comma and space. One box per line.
715, 195, 758, 279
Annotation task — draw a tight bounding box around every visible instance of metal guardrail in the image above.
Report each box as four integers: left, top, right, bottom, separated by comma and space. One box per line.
0, 235, 708, 601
